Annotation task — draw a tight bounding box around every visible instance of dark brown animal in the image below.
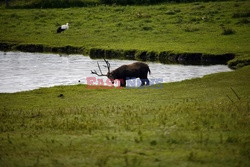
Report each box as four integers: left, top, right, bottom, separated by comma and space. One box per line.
91, 59, 151, 87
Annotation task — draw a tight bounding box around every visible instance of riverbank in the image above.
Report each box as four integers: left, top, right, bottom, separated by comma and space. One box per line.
0, 65, 249, 166
0, 42, 235, 65
0, 1, 249, 67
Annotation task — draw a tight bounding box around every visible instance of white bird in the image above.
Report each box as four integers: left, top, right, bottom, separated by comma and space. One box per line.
57, 23, 69, 33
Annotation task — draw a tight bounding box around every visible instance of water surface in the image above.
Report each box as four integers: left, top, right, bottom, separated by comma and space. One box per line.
0, 51, 232, 93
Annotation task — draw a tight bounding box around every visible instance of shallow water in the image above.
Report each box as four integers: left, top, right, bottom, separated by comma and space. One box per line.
0, 51, 232, 93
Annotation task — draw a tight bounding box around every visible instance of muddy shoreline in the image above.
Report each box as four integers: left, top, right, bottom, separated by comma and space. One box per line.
0, 42, 235, 66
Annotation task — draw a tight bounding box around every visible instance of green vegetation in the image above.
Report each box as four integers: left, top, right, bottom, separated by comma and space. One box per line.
0, 0, 231, 8
228, 54, 250, 69
0, 0, 100, 8
0, 65, 250, 166
0, 1, 249, 166
0, 1, 249, 66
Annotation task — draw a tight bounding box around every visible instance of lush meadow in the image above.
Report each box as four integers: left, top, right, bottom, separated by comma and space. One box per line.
0, 1, 249, 57
0, 0, 236, 8
0, 0, 250, 166
0, 66, 250, 166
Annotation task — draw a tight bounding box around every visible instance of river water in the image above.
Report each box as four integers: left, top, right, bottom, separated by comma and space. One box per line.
0, 51, 232, 93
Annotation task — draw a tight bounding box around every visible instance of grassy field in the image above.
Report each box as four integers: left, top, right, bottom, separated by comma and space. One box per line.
0, 65, 250, 166
0, 0, 100, 8
0, 1, 250, 166
0, 1, 249, 57
0, 0, 232, 8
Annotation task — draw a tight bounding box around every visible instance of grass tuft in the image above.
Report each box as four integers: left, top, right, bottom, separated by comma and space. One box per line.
221, 26, 235, 35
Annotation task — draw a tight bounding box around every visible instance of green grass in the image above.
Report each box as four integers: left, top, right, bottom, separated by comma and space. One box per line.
1, 1, 249, 67
0, 65, 250, 166
0, 0, 233, 8
0, 0, 100, 8
0, 1, 249, 166
0, 1, 249, 56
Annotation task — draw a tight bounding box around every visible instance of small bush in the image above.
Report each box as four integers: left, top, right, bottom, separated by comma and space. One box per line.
123, 50, 136, 60
100, 0, 166, 5
165, 10, 176, 15
175, 16, 183, 24
232, 12, 250, 18
228, 58, 250, 69
183, 26, 199, 32
192, 5, 205, 10
135, 51, 147, 61
150, 140, 157, 146
136, 12, 151, 19
146, 51, 158, 61
142, 26, 153, 31
226, 136, 240, 143
234, 3, 240, 7
159, 51, 178, 64
221, 27, 235, 35
10, 13, 19, 18
187, 151, 196, 161
165, 9, 181, 15
189, 17, 202, 23
237, 18, 250, 24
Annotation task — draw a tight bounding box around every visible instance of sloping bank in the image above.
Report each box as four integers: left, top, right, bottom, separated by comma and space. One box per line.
1, 42, 247, 69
